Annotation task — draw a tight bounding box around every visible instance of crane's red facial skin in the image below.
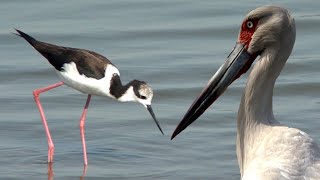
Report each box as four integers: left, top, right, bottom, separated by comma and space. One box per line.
233, 19, 259, 81
239, 19, 258, 49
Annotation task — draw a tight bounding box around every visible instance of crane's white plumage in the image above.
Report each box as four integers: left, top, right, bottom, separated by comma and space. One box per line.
236, 6, 320, 179
239, 126, 320, 179
172, 5, 320, 180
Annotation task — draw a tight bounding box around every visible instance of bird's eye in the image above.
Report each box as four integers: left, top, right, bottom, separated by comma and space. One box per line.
246, 21, 254, 29
140, 95, 147, 99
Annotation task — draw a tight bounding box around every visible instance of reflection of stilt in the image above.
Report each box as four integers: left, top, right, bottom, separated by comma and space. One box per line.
47, 163, 54, 180
80, 165, 88, 180
46, 163, 87, 180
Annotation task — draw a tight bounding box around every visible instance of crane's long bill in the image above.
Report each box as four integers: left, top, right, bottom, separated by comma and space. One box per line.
147, 105, 164, 135
171, 43, 256, 139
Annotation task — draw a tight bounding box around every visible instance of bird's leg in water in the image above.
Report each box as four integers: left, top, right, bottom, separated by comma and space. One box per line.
47, 163, 54, 180
33, 81, 64, 163
80, 165, 88, 180
79, 94, 91, 165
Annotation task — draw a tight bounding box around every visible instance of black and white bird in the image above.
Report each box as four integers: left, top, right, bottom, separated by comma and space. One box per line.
14, 29, 163, 165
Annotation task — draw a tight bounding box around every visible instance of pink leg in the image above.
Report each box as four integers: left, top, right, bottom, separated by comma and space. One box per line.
47, 163, 54, 180
79, 94, 91, 165
33, 81, 64, 163
80, 165, 88, 180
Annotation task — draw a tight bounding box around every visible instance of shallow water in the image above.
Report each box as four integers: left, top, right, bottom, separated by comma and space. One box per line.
1, 1, 320, 179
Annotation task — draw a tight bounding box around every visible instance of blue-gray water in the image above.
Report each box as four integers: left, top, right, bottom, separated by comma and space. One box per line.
1, 1, 320, 179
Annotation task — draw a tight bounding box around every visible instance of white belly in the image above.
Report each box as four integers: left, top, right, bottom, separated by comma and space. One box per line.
56, 62, 120, 98
240, 126, 320, 180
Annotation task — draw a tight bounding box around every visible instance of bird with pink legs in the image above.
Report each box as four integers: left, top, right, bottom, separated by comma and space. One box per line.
15, 29, 164, 165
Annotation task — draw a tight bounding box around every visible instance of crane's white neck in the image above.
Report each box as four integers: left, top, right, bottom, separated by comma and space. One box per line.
238, 49, 283, 125
236, 47, 289, 175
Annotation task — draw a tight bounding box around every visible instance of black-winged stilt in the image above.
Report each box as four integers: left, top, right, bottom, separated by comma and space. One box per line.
14, 29, 163, 165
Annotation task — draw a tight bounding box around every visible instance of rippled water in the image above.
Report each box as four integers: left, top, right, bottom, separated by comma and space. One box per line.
1, 1, 320, 179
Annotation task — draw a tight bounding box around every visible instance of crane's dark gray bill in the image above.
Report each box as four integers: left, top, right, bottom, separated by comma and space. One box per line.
171, 43, 257, 139
147, 105, 164, 135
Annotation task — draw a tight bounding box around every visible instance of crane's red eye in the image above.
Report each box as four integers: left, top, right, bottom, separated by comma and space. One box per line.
239, 19, 258, 47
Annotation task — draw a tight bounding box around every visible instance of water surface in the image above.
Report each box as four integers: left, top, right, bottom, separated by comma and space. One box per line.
1, 1, 320, 179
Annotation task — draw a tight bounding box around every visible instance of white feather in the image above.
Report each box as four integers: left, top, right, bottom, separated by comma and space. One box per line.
117, 86, 136, 102
56, 62, 120, 98
236, 6, 320, 179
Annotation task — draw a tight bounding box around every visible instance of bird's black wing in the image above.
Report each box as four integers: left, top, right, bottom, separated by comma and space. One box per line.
15, 29, 113, 79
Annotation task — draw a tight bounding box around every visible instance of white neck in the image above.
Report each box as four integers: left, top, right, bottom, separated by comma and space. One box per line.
236, 47, 290, 175
117, 86, 136, 102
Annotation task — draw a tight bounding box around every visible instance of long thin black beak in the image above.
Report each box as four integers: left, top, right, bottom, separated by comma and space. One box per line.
171, 43, 256, 139
147, 105, 164, 135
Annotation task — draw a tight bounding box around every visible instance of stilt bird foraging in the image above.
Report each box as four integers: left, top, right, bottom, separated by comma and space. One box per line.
14, 29, 163, 165
171, 6, 320, 179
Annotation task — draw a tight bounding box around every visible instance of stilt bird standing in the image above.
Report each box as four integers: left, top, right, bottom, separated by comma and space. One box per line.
15, 29, 163, 165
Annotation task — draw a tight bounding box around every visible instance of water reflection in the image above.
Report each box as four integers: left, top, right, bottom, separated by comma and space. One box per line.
80, 165, 88, 180
47, 164, 87, 180
47, 163, 53, 180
